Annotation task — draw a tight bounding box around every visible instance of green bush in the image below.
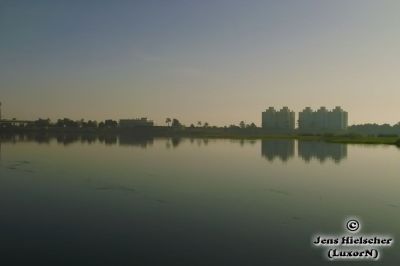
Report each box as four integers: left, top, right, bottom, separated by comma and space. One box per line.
395, 138, 400, 147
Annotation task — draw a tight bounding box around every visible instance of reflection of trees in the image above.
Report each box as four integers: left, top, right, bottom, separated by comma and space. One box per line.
194, 138, 209, 147
298, 141, 347, 163
165, 137, 182, 149
22, 133, 51, 144
119, 134, 154, 148
0, 133, 158, 149
97, 135, 116, 145
235, 139, 257, 147
57, 135, 80, 146
33, 134, 51, 144
80, 134, 97, 144
261, 140, 295, 162
0, 134, 22, 144
171, 137, 182, 148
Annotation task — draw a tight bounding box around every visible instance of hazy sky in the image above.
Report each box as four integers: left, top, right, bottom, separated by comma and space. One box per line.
1, 0, 400, 126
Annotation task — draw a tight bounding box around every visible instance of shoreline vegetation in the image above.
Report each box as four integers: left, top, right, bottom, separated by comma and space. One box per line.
1, 126, 399, 147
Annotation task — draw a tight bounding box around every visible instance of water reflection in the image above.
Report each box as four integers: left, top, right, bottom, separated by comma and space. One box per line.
57, 135, 80, 146
1, 133, 400, 266
261, 139, 347, 163
98, 135, 118, 146
0, 133, 153, 148
170, 137, 182, 148
0, 133, 52, 144
80, 134, 97, 144
238, 139, 257, 147
298, 141, 347, 163
261, 140, 295, 162
0, 133, 348, 163
119, 134, 153, 148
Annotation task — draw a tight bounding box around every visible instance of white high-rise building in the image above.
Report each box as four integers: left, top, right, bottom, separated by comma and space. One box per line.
298, 106, 348, 131
262, 106, 295, 131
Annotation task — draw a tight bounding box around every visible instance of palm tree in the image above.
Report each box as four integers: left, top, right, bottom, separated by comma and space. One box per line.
197, 121, 202, 127
204, 122, 209, 128
165, 118, 171, 127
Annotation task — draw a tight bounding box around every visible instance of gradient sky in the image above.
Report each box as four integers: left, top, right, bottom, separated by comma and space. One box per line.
1, 0, 400, 126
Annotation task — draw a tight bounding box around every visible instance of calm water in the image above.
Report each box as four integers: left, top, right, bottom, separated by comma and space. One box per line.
0, 136, 399, 265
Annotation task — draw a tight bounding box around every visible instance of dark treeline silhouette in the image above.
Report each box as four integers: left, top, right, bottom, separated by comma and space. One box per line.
1, 117, 400, 143
55, 118, 115, 129
0, 117, 263, 137
348, 123, 400, 136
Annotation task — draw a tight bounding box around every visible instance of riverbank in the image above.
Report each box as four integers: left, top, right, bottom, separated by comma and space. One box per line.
194, 134, 400, 146
1, 127, 399, 146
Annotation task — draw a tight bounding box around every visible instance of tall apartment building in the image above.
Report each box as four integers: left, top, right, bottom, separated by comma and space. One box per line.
298, 106, 348, 132
262, 107, 295, 131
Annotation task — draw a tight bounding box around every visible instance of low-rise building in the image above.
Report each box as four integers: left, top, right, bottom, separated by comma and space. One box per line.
119, 118, 154, 128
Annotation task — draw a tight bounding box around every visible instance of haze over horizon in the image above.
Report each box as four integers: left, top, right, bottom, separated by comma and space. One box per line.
1, 0, 400, 126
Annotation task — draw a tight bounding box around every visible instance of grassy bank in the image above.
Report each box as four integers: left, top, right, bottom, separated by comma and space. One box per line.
323, 136, 399, 145
191, 133, 400, 146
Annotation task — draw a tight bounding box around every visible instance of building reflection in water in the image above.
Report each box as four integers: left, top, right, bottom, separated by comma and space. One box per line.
1, 134, 348, 163
298, 141, 347, 163
261, 139, 348, 163
261, 140, 295, 162
119, 134, 154, 148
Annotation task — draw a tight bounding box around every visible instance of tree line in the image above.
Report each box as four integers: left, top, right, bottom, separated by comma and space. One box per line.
164, 118, 257, 129
348, 123, 400, 136
3, 117, 400, 135
1, 117, 258, 130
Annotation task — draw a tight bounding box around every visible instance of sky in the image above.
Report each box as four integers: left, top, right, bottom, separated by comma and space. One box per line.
1, 0, 400, 126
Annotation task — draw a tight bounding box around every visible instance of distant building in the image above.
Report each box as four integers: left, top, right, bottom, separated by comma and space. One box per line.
330, 106, 348, 130
262, 107, 276, 129
262, 107, 295, 131
298, 106, 348, 132
119, 118, 154, 128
